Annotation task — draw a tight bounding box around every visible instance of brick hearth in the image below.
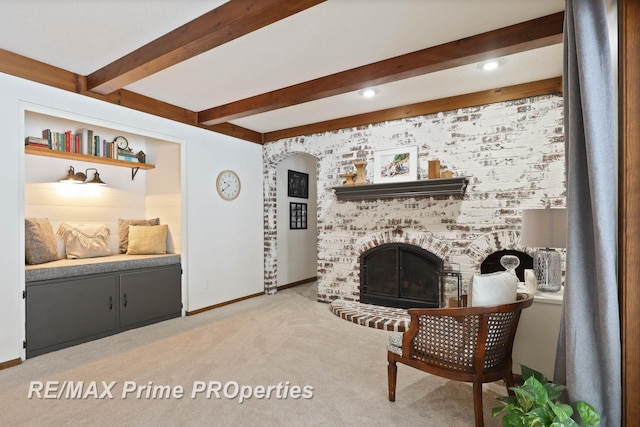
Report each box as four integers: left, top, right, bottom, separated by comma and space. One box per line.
329, 300, 410, 332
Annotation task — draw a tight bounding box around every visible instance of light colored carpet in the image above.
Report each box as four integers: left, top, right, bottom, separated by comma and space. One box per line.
0, 283, 505, 426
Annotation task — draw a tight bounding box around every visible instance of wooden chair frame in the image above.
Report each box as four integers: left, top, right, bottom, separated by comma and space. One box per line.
387, 293, 534, 427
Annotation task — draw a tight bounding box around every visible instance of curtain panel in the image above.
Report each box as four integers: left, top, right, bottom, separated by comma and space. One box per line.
555, 0, 621, 425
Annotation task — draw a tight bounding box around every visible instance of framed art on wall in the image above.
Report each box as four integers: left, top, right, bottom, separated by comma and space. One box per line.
290, 202, 307, 229
288, 170, 309, 198
373, 146, 418, 183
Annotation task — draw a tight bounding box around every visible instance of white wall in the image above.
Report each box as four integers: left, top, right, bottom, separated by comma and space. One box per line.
184, 128, 265, 307
0, 72, 264, 364
276, 154, 318, 286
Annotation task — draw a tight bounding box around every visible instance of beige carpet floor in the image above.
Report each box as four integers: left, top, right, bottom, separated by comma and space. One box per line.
0, 283, 505, 426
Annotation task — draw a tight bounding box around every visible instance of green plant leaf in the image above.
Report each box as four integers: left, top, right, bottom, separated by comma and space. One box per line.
527, 406, 555, 424
523, 377, 549, 405
501, 411, 525, 427
549, 400, 574, 421
545, 382, 567, 401
496, 395, 517, 405
494, 365, 600, 427
523, 412, 555, 427
513, 387, 536, 412
521, 365, 549, 384
576, 401, 601, 426
492, 403, 517, 418
550, 420, 579, 427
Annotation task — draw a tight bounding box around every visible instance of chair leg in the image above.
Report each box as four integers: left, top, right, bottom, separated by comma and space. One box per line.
505, 371, 515, 396
472, 381, 484, 427
387, 356, 397, 402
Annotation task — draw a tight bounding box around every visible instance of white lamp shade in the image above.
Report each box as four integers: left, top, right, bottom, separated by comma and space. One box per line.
520, 208, 567, 248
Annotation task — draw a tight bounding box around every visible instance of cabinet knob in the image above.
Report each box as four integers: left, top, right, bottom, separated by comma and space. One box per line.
123, 293, 127, 308
109, 296, 113, 310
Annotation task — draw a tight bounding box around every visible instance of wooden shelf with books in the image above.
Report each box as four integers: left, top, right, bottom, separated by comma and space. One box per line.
25, 146, 155, 170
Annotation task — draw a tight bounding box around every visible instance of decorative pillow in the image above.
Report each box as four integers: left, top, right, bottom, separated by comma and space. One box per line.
25, 217, 60, 264
118, 218, 160, 253
57, 223, 111, 259
470, 271, 518, 307
127, 224, 168, 255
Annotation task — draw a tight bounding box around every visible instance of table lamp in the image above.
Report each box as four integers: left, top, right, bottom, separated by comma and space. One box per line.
520, 207, 567, 292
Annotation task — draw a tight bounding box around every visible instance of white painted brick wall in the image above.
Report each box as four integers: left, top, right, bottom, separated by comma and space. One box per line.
263, 94, 565, 302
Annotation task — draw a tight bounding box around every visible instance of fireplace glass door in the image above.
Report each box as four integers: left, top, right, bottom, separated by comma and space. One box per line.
360, 243, 443, 309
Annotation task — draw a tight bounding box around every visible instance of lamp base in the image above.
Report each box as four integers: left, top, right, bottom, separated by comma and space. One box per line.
533, 248, 562, 292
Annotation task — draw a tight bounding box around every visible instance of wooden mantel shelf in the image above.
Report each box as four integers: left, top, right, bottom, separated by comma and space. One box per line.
332, 177, 468, 201
25, 146, 155, 170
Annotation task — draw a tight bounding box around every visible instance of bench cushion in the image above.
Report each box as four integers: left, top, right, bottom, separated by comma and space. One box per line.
25, 254, 181, 283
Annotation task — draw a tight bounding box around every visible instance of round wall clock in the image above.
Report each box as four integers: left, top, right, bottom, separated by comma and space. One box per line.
216, 170, 241, 201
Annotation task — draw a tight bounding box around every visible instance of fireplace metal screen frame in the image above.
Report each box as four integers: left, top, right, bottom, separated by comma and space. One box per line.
360, 243, 446, 309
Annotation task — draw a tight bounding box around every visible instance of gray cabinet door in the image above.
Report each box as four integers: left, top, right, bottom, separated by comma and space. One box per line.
26, 275, 118, 358
119, 265, 181, 329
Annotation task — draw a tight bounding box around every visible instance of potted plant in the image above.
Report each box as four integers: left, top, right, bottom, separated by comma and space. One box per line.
492, 365, 601, 426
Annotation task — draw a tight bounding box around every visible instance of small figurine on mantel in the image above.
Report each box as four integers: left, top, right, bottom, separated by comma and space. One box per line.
352, 160, 368, 185
428, 160, 440, 179
342, 172, 356, 186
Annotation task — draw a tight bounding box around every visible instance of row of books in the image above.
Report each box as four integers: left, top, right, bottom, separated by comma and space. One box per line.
25, 129, 139, 163
24, 136, 50, 148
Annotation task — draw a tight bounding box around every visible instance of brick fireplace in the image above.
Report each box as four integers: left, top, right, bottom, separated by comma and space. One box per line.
263, 93, 566, 301
360, 243, 443, 309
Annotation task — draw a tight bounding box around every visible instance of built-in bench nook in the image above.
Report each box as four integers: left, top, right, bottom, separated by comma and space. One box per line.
22, 107, 184, 359
25, 254, 182, 358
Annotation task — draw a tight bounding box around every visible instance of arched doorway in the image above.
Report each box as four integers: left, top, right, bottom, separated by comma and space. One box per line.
267, 152, 318, 292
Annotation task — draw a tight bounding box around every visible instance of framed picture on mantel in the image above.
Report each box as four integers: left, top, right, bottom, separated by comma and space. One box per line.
374, 146, 418, 183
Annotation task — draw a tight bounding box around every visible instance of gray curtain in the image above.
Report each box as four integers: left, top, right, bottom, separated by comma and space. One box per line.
555, 0, 621, 425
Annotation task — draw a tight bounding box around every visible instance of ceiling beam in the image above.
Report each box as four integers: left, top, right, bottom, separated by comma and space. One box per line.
86, 0, 327, 95
202, 122, 263, 144
0, 48, 83, 93
0, 48, 262, 143
0, 45, 562, 146
263, 77, 563, 143
0, 48, 195, 123
198, 11, 564, 126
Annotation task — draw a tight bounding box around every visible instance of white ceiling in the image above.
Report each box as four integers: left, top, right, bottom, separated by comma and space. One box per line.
0, 0, 564, 135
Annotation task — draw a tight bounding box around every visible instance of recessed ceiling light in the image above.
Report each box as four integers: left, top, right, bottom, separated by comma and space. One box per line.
479, 59, 504, 71
359, 88, 378, 98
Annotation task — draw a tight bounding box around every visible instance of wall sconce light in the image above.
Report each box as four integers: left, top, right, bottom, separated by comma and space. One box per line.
59, 166, 84, 184
84, 168, 107, 185
59, 166, 107, 186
